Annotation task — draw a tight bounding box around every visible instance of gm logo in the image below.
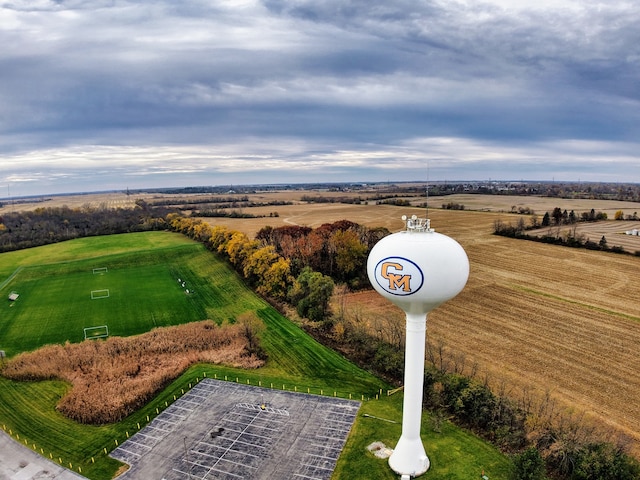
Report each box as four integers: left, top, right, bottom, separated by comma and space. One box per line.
374, 257, 424, 296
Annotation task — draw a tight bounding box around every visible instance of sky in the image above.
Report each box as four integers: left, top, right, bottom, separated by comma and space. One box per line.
1, 0, 639, 197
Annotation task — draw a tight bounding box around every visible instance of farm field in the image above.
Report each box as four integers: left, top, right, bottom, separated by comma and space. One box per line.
0, 230, 512, 480
202, 197, 640, 456
527, 220, 640, 252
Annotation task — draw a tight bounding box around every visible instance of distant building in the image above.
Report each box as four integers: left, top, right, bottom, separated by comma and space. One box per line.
8, 292, 19, 301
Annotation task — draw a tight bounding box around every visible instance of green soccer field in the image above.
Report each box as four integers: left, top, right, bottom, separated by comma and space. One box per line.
0, 232, 265, 356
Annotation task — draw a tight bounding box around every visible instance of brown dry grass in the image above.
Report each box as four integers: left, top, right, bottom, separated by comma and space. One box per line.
2, 321, 263, 424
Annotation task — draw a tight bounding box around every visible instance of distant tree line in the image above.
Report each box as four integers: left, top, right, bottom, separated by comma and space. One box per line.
190, 209, 262, 218
426, 181, 640, 202
300, 195, 364, 204
442, 202, 465, 210
149, 195, 292, 212
0, 202, 173, 253
492, 205, 640, 256
376, 198, 412, 206
538, 207, 608, 227
494, 219, 639, 256
149, 195, 251, 206
614, 210, 639, 221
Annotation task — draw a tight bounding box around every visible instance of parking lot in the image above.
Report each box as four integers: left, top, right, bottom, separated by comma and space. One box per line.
111, 379, 361, 479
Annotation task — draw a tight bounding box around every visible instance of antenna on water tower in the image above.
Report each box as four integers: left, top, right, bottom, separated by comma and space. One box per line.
425, 162, 429, 220
367, 213, 469, 478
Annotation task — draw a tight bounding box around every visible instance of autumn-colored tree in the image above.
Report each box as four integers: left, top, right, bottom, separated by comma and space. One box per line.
191, 221, 213, 242
330, 229, 368, 282
224, 232, 258, 270
300, 231, 327, 274
360, 226, 390, 250
260, 257, 293, 300
256, 225, 311, 248
207, 225, 233, 251
243, 245, 279, 282
278, 234, 305, 271
166, 213, 189, 232
255, 221, 389, 284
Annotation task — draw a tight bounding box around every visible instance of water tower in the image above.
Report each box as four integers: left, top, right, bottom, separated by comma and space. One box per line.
367, 215, 469, 477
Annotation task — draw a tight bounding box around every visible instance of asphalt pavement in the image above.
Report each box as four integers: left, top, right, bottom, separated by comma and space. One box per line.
0, 431, 85, 480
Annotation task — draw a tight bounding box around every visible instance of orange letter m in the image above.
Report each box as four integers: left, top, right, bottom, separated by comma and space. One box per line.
381, 262, 411, 292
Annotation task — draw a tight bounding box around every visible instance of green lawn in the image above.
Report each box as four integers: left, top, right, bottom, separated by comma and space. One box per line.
0, 233, 265, 356
0, 231, 512, 480
338, 394, 513, 479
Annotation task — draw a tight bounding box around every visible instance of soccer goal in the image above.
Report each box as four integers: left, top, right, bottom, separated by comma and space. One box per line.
84, 325, 109, 340
93, 267, 108, 274
91, 289, 110, 299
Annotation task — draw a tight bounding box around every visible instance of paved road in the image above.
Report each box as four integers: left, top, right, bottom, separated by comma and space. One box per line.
0, 431, 85, 480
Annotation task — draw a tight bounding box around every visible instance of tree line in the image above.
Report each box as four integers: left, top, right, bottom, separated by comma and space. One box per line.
255, 221, 389, 287
494, 219, 639, 256
0, 202, 172, 253
166, 216, 389, 322
541, 207, 608, 227
493, 205, 640, 256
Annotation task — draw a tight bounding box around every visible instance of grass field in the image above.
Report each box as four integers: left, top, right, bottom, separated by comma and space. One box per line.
0, 233, 264, 357
0, 231, 512, 479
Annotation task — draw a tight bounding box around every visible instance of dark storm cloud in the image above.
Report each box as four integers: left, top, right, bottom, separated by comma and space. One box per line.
0, 0, 638, 196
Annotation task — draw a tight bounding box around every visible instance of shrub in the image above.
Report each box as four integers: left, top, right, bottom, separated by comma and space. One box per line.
573, 443, 640, 480
512, 447, 547, 480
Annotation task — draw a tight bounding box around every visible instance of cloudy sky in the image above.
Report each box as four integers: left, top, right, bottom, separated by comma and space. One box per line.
1, 0, 639, 197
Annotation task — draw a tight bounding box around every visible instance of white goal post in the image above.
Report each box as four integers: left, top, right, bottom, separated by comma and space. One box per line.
91, 289, 110, 299
93, 267, 108, 274
84, 325, 109, 340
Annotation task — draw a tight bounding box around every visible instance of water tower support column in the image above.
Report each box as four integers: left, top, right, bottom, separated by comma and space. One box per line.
388, 311, 430, 477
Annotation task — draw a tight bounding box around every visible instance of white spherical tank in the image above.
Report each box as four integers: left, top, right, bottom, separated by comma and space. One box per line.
367, 229, 469, 314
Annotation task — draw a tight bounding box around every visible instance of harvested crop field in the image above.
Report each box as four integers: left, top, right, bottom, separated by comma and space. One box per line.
527, 221, 640, 252
209, 199, 640, 456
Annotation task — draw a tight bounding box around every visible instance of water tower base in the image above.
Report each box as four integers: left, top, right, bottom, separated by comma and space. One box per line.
388, 437, 430, 477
